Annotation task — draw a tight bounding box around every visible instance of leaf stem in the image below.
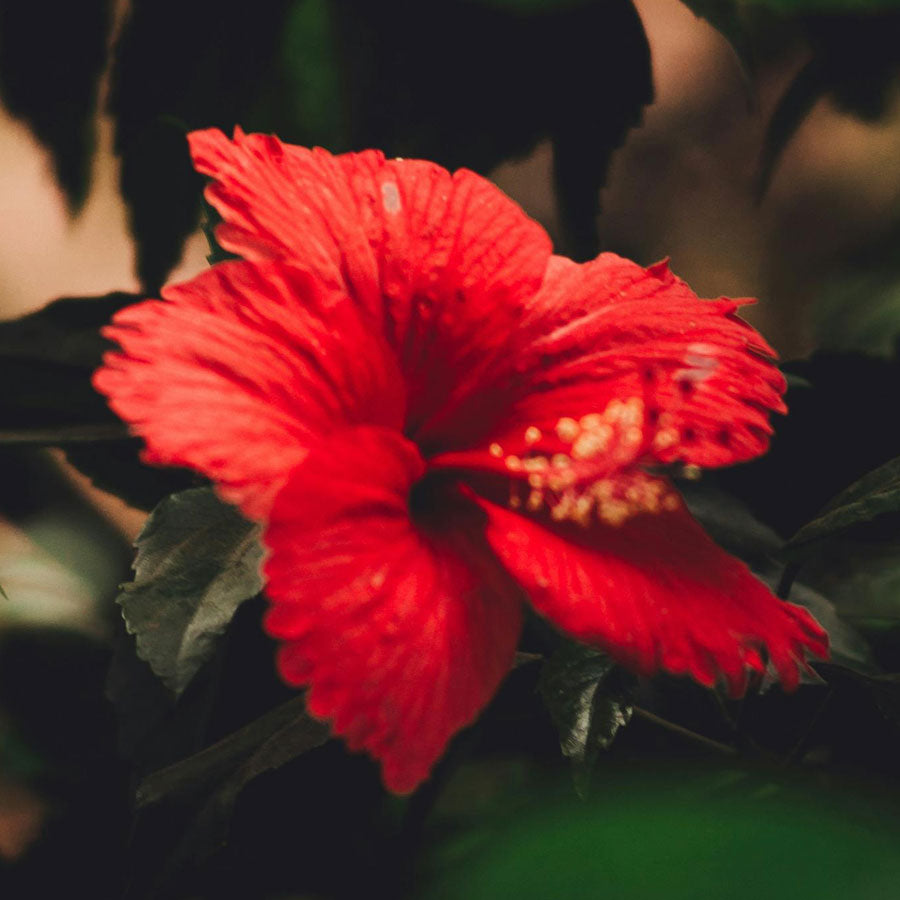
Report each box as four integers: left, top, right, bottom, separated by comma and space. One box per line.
0, 424, 131, 444
632, 706, 738, 756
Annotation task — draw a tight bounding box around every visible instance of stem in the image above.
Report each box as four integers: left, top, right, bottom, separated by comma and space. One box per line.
0, 424, 131, 445
776, 561, 801, 601
632, 706, 738, 756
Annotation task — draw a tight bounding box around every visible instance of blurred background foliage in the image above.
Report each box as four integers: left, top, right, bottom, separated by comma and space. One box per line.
2, 0, 900, 897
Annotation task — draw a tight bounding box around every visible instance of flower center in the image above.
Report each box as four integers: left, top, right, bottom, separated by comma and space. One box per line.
489, 396, 682, 528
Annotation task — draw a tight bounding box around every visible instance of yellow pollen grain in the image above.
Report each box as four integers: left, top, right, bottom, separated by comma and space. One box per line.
526, 490, 544, 511
579, 413, 602, 430
624, 426, 642, 445
683, 464, 702, 481
621, 398, 643, 425
524, 426, 542, 445
551, 492, 574, 521
601, 501, 630, 527
523, 456, 549, 473
654, 428, 678, 450
510, 494, 522, 509
489, 442, 504, 458
572, 432, 607, 460
505, 455, 523, 472
528, 473, 544, 489
663, 493, 680, 511
556, 417, 580, 442
573, 495, 594, 527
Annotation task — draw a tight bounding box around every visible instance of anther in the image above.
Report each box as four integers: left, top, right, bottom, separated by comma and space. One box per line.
556, 418, 579, 442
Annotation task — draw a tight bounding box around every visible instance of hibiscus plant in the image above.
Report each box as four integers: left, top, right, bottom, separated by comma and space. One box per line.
2, 1, 900, 898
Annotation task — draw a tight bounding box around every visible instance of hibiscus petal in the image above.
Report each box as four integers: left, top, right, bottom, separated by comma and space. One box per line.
263, 426, 522, 793
477, 494, 827, 697
422, 254, 786, 469
187, 128, 552, 427
94, 259, 405, 519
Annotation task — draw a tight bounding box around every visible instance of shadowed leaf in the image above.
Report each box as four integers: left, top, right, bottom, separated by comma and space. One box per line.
132, 695, 328, 883
538, 643, 634, 794
0, 0, 112, 209
109, 0, 294, 290
118, 488, 264, 695
334, 0, 652, 260
756, 10, 900, 196
0, 293, 196, 508
136, 695, 328, 809
787, 457, 900, 552
0, 293, 138, 430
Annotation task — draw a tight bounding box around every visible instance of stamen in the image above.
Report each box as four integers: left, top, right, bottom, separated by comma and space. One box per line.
556, 418, 579, 441
499, 396, 689, 527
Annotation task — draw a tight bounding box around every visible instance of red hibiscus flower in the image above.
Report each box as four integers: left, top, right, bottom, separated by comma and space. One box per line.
94, 128, 827, 794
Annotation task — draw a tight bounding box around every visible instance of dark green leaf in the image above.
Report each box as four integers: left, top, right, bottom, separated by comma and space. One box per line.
0, 293, 196, 509
0, 0, 112, 209
748, 0, 900, 11
538, 642, 634, 793
471, 0, 597, 10
335, 0, 652, 259
683, 483, 875, 673
0, 293, 138, 430
136, 695, 328, 808
119, 488, 264, 695
109, 0, 294, 290
787, 457, 900, 551
715, 352, 900, 537
64, 440, 200, 513
132, 695, 328, 880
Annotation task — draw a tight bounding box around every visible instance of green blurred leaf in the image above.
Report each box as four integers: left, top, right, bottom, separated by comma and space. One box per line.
471, 0, 599, 10
426, 773, 900, 899
538, 643, 634, 793
749, 0, 900, 10
119, 488, 264, 695
0, 0, 112, 210
0, 293, 137, 431
280, 0, 346, 149
814, 260, 900, 357
787, 457, 900, 551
